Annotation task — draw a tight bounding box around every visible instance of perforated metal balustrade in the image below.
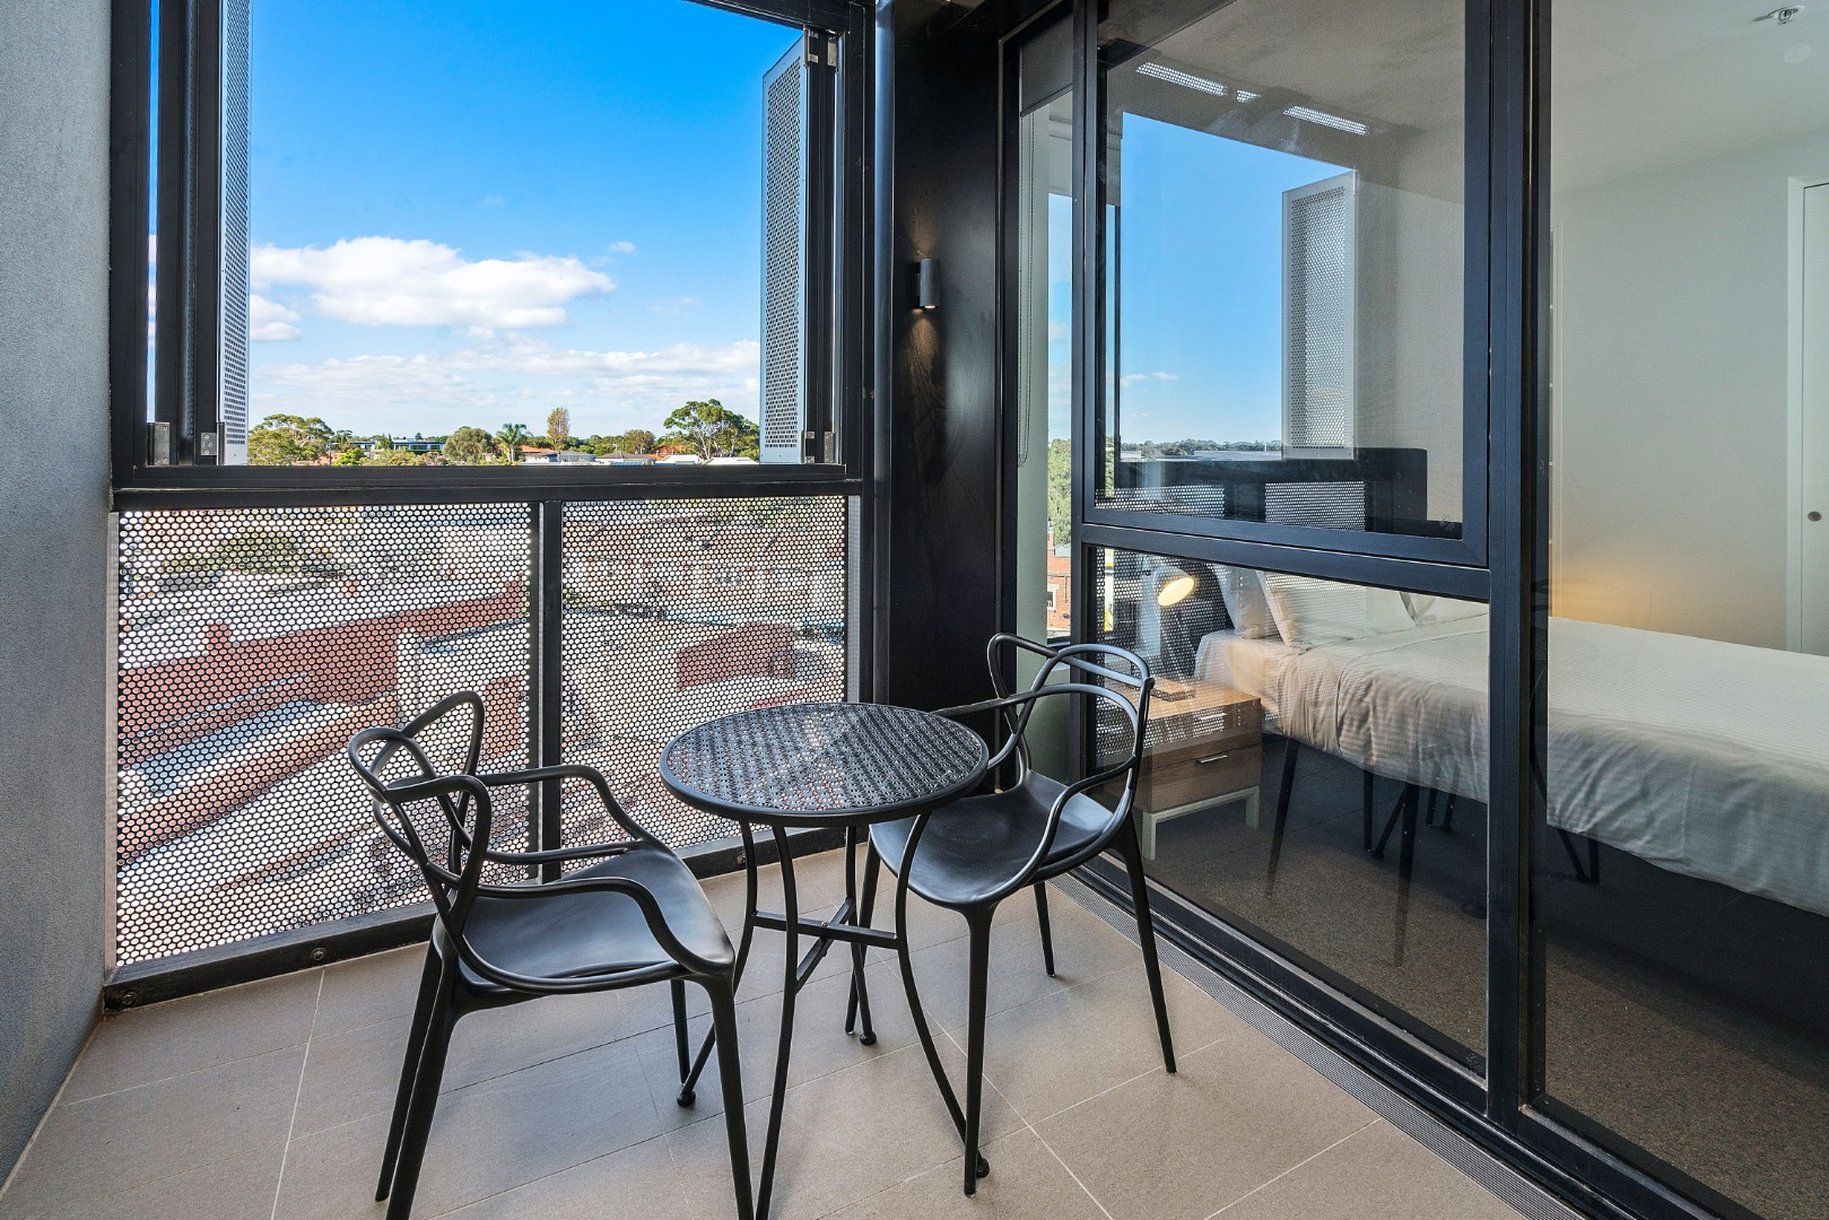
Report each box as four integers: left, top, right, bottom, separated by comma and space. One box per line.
558, 497, 849, 850
112, 498, 851, 967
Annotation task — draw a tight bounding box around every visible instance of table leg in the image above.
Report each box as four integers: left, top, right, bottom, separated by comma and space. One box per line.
841, 825, 877, 1045
755, 825, 801, 1220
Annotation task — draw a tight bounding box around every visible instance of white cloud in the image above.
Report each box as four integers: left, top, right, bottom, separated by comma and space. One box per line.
1119, 370, 1180, 387
649, 296, 701, 316
609, 240, 637, 255
248, 294, 301, 342
251, 337, 761, 434
250, 236, 613, 329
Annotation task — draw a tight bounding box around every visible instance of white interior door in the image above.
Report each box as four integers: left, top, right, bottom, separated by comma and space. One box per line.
1803, 184, 1829, 653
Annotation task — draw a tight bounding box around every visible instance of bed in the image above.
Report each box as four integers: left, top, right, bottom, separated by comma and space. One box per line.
1194, 613, 1829, 918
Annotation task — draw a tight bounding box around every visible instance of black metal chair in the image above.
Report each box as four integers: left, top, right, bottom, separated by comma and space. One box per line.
860, 635, 1173, 1197
348, 693, 752, 1220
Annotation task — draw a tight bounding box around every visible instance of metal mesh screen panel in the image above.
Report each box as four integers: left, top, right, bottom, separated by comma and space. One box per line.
113, 505, 532, 964
218, 0, 251, 457
558, 498, 848, 849
760, 39, 808, 462
1265, 481, 1366, 530
1284, 176, 1355, 451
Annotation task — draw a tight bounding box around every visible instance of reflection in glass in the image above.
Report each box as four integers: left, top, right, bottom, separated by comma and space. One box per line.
1544, 2, 1829, 1215
1096, 549, 1487, 1061
1094, 0, 1465, 538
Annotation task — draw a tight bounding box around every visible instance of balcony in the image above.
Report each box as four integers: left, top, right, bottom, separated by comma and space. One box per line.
0, 852, 1539, 1220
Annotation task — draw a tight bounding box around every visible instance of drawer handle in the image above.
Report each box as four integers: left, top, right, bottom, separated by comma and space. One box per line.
1195, 751, 1232, 765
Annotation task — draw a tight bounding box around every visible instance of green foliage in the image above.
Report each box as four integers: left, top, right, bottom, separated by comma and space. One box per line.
1047, 437, 1071, 549
496, 422, 532, 460
442, 426, 496, 464
247, 414, 334, 466
366, 447, 436, 467
546, 407, 571, 449
332, 446, 366, 466
660, 399, 759, 461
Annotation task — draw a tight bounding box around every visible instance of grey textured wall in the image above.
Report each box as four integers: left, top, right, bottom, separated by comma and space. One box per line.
0, 0, 112, 1178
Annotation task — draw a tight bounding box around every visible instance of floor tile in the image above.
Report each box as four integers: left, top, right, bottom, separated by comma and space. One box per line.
1215, 1120, 1520, 1219
906, 896, 1159, 1033
1034, 1035, 1377, 1220
667, 1039, 1024, 1220
971, 961, 1249, 1123
315, 945, 427, 1037
62, 970, 319, 1101
822, 1127, 1108, 1220
277, 1038, 664, 1220
633, 955, 918, 1128
0, 1045, 303, 1218
433, 1134, 694, 1220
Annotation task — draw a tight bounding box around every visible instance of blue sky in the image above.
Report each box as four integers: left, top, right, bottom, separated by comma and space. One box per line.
1107, 117, 1339, 445
246, 0, 798, 438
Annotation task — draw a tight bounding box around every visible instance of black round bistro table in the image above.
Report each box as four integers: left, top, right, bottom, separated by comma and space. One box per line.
659, 702, 989, 1220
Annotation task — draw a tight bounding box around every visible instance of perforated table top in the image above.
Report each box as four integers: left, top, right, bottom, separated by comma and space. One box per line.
659, 702, 989, 827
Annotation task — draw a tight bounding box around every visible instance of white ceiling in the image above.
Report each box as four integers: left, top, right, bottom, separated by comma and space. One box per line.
1135, 0, 1829, 192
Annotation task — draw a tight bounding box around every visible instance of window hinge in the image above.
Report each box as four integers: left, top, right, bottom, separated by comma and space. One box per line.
804, 31, 837, 68
802, 430, 835, 464
147, 421, 174, 466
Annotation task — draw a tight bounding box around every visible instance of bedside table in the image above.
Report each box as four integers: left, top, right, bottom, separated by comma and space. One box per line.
1134, 678, 1263, 859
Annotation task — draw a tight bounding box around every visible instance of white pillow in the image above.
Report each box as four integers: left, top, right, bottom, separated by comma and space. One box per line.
1402, 593, 1486, 626
1213, 564, 1278, 640
1259, 573, 1415, 649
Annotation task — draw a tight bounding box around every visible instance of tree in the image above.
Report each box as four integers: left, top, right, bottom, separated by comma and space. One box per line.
546, 407, 571, 450
367, 447, 435, 467
248, 414, 334, 465
660, 399, 759, 461
621, 428, 657, 455
496, 422, 531, 461
442, 426, 495, 464
1046, 437, 1071, 549
332, 445, 366, 466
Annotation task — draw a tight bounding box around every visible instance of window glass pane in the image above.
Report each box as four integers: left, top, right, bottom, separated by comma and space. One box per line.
1095, 548, 1486, 1063
1542, 3, 1829, 1214
238, 0, 803, 467
1095, 0, 1465, 539
1015, 15, 1076, 644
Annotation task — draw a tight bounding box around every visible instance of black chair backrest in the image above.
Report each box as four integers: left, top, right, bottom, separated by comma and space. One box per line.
982, 633, 1155, 832
348, 692, 495, 949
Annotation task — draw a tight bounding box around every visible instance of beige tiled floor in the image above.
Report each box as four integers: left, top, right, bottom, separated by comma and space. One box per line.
0, 852, 1528, 1219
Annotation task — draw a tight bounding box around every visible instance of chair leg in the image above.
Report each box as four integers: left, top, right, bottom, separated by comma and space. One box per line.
384, 997, 458, 1220
1119, 816, 1177, 1074
1034, 882, 1056, 977
670, 979, 691, 1090
377, 949, 444, 1201
961, 911, 993, 1198
704, 978, 755, 1220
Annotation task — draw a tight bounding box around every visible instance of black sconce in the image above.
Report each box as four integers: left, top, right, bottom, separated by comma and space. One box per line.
915, 257, 938, 310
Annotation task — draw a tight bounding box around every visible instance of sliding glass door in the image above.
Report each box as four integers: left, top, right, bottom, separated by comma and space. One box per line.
1535, 3, 1829, 1216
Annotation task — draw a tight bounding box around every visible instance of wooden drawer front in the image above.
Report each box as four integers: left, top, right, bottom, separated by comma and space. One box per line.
1148, 703, 1263, 768
1139, 745, 1261, 812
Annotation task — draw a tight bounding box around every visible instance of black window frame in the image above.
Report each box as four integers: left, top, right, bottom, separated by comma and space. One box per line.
110, 0, 875, 505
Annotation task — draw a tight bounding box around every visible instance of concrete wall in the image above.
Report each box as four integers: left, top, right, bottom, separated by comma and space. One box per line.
1551, 131, 1829, 647
0, 0, 112, 1178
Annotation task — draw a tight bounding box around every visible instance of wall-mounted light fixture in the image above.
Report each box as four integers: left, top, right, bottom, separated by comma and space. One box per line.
915, 257, 938, 310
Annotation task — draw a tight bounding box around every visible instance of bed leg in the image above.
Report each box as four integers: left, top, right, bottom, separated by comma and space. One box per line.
1440, 795, 1457, 833
1372, 785, 1417, 860
1361, 771, 1374, 852
1424, 789, 1438, 827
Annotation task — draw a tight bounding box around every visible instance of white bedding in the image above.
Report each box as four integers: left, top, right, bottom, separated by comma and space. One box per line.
1194, 617, 1829, 917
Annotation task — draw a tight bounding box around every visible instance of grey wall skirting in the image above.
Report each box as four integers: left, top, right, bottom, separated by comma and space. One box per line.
0, 0, 113, 1177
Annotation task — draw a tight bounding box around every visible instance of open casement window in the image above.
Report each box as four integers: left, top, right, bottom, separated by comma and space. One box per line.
141, 1, 848, 475
1282, 171, 1357, 458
